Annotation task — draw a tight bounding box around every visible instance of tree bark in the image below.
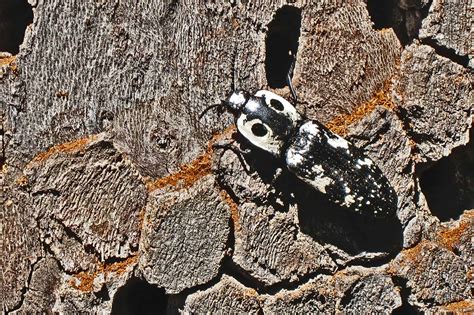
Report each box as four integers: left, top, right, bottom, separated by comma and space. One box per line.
1, 0, 472, 313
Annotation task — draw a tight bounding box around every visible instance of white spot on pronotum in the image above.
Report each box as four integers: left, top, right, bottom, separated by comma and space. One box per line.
229, 92, 246, 106
327, 136, 349, 149
245, 99, 260, 112
343, 194, 356, 206
366, 200, 371, 205
344, 186, 351, 193
300, 121, 319, 136
311, 176, 333, 194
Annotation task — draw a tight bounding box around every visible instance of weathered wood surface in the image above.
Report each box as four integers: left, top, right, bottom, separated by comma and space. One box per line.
419, 0, 473, 68
1, 0, 473, 313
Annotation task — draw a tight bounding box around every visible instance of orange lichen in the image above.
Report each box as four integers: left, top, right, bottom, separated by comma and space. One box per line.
376, 28, 395, 35
326, 82, 396, 136
467, 269, 473, 281
387, 241, 429, 275
70, 255, 138, 292
146, 151, 212, 191
56, 90, 69, 98
69, 270, 96, 292
104, 256, 138, 275
29, 135, 98, 165
243, 287, 259, 298
137, 207, 147, 230
220, 190, 240, 232
15, 175, 28, 187
440, 300, 474, 313
0, 55, 16, 67
437, 211, 473, 251
146, 126, 235, 192
0, 55, 18, 75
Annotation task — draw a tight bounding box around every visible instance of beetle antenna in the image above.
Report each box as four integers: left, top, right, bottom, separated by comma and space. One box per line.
287, 52, 297, 104
198, 102, 226, 120
232, 44, 238, 92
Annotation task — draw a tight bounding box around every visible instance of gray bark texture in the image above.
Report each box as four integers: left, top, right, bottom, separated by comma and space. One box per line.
1, 0, 473, 313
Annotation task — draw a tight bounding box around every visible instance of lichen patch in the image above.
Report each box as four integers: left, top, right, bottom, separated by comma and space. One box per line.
28, 135, 98, 166
69, 256, 138, 292
146, 126, 235, 192
326, 82, 396, 136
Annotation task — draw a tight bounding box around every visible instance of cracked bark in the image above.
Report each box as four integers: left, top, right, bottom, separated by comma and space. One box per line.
1, 0, 473, 313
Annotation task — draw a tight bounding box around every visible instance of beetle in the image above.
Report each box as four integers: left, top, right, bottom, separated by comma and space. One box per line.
218, 89, 398, 218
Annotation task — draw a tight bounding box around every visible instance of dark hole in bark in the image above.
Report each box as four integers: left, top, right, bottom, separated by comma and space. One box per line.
111, 277, 167, 315
366, 0, 431, 46
420, 37, 470, 68
0, 0, 33, 54
366, 0, 397, 29
392, 276, 418, 315
418, 129, 474, 221
94, 284, 110, 301
265, 5, 301, 88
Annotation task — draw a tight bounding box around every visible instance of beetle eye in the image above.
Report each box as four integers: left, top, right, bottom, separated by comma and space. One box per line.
269, 99, 284, 111
251, 123, 268, 137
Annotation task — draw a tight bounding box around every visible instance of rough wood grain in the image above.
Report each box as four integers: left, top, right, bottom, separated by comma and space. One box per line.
296, 0, 401, 123
184, 268, 402, 313
390, 240, 471, 307
14, 257, 61, 313
2, 0, 473, 313
183, 275, 261, 314
393, 43, 473, 163
2, 185, 42, 312
139, 175, 230, 294
26, 134, 147, 261
419, 0, 473, 67
263, 267, 402, 313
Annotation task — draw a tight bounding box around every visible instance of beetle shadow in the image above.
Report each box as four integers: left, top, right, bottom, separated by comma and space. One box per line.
241, 142, 403, 256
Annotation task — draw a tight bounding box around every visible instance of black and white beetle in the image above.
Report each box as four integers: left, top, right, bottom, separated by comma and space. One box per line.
216, 89, 398, 218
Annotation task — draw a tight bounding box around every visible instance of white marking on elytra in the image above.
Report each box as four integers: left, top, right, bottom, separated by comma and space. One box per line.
327, 136, 349, 149
343, 194, 356, 206
310, 175, 333, 194
311, 164, 324, 174
357, 158, 373, 167
288, 158, 334, 194
344, 186, 351, 193
286, 149, 304, 166
300, 121, 320, 137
